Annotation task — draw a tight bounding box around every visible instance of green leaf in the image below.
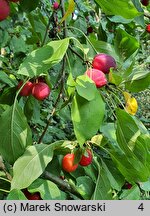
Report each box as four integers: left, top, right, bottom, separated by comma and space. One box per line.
102, 159, 125, 191
11, 141, 64, 190
108, 110, 150, 182
0, 87, 16, 105
76, 176, 95, 199
114, 28, 139, 61
46, 156, 61, 176
125, 70, 150, 92
119, 185, 140, 200
0, 30, 10, 47
18, 38, 70, 78
0, 71, 15, 87
0, 56, 9, 65
140, 179, 150, 191
71, 92, 105, 145
116, 109, 140, 152
100, 123, 117, 146
0, 102, 32, 164
27, 12, 48, 43
84, 163, 98, 184
0, 104, 9, 117
91, 134, 104, 146
95, 0, 141, 19
20, 0, 40, 13
67, 72, 76, 96
110, 146, 150, 182
10, 36, 27, 53
67, 53, 85, 78
24, 95, 35, 121
133, 134, 150, 171
7, 189, 27, 200
132, 0, 144, 27
110, 151, 149, 182
108, 16, 133, 24
73, 17, 87, 36
109, 71, 123, 86
92, 159, 112, 200
133, 117, 149, 135
76, 75, 97, 101
28, 178, 65, 200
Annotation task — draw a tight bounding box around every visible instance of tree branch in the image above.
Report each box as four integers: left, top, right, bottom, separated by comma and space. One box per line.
69, 46, 85, 62
38, 0, 68, 143
38, 55, 66, 144
43, 171, 83, 199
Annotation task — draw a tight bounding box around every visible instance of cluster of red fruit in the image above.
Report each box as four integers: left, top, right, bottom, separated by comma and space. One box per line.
18, 80, 50, 100
85, 53, 116, 88
0, 0, 20, 21
62, 149, 93, 173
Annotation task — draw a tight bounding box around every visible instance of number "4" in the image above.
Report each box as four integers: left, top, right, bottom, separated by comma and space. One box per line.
138, 203, 144, 211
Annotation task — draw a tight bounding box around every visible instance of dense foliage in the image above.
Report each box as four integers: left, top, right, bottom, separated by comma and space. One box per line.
0, 0, 150, 200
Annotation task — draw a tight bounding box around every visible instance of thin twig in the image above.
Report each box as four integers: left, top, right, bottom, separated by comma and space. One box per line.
0, 189, 10, 193
54, 0, 68, 89
60, 0, 67, 38
69, 46, 85, 62
0, 176, 11, 183
69, 46, 92, 67
41, 12, 54, 47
